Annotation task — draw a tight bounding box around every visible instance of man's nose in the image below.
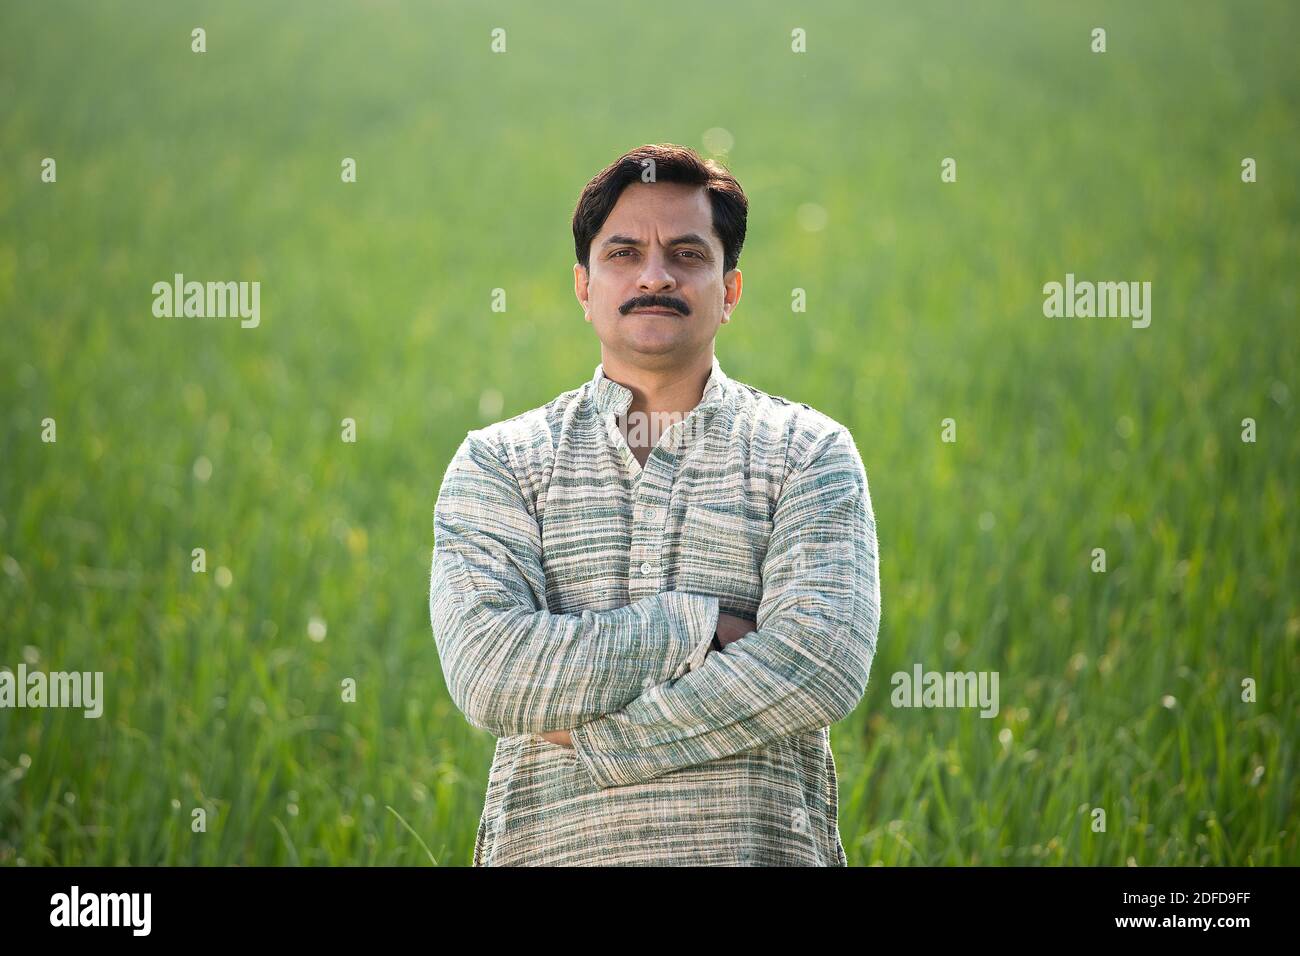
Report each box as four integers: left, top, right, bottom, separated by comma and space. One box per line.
637, 250, 677, 291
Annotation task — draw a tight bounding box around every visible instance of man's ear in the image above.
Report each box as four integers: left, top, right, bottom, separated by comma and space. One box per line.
720, 268, 742, 324
573, 262, 591, 320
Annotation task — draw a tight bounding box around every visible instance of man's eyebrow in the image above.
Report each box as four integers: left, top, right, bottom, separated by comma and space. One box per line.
601, 233, 712, 250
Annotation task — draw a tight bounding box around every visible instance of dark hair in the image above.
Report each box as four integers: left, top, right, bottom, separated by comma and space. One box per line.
572, 143, 748, 274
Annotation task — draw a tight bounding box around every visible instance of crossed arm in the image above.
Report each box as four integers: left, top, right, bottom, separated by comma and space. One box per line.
537, 609, 754, 746
430, 425, 881, 789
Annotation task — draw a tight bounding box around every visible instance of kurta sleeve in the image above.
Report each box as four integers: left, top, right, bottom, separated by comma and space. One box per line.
430, 431, 720, 738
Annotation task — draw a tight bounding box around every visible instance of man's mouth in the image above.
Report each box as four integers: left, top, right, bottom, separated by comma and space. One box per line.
629, 307, 682, 316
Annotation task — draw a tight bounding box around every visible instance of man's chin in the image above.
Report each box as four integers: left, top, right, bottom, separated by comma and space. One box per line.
622, 338, 692, 360
611, 326, 691, 353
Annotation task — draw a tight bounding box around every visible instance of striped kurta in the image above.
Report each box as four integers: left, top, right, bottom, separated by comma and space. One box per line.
429, 354, 881, 865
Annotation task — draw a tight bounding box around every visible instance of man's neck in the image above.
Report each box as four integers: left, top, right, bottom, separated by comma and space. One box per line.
600, 349, 714, 419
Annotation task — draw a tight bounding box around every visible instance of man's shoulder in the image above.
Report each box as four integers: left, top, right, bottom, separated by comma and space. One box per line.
460, 383, 584, 462
726, 375, 856, 467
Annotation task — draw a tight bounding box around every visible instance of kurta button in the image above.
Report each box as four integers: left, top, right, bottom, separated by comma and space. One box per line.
640, 561, 653, 576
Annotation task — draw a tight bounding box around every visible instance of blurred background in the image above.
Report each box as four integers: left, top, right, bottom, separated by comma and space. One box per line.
0, 0, 1295, 865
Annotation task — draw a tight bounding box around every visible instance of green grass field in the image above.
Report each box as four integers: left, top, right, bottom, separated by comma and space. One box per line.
1, 0, 1296, 865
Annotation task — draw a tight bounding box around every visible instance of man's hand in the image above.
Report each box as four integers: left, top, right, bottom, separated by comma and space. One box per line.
538, 729, 573, 747
716, 612, 756, 648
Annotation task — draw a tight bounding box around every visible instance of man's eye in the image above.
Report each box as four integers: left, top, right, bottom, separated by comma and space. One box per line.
610, 249, 702, 261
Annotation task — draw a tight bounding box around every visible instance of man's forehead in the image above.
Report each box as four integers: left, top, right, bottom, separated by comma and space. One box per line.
599, 182, 715, 240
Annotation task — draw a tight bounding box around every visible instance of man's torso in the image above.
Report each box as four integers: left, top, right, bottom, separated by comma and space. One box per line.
468, 360, 852, 865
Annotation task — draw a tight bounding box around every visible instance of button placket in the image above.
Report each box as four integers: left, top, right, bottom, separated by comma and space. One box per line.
628, 455, 672, 599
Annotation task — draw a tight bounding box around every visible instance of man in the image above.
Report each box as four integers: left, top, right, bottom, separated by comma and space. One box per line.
429, 143, 881, 866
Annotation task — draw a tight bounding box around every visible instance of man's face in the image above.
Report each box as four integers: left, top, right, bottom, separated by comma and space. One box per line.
574, 180, 741, 369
